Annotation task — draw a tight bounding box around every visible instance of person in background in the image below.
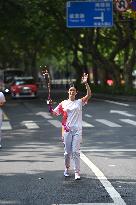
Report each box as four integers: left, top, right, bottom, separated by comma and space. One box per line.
48, 73, 91, 180
0, 92, 6, 148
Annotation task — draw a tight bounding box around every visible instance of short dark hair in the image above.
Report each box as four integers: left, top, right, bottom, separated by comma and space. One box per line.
67, 82, 77, 90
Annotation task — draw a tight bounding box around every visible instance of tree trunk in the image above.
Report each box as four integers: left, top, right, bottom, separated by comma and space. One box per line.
124, 46, 136, 89
23, 53, 31, 75
72, 49, 83, 86
30, 51, 38, 81
82, 50, 90, 82
92, 61, 98, 85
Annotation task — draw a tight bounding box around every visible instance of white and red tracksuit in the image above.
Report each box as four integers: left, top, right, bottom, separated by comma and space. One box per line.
53, 98, 87, 173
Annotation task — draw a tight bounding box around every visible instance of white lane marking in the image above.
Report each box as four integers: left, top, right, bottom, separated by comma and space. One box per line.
96, 119, 122, 127
120, 119, 136, 126
82, 121, 94, 127
3, 113, 8, 120
48, 120, 94, 128
110, 110, 135, 117
52, 203, 115, 205
80, 152, 126, 205
85, 114, 92, 118
48, 120, 62, 127
22, 121, 39, 129
108, 165, 116, 167
36, 112, 52, 119
81, 149, 136, 152
0, 200, 19, 204
105, 100, 129, 107
1, 121, 12, 130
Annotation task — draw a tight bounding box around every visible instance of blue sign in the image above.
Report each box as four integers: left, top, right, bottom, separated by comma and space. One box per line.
67, 1, 113, 28
130, 0, 136, 11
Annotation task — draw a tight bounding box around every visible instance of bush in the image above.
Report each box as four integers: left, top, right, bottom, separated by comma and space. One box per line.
89, 84, 136, 96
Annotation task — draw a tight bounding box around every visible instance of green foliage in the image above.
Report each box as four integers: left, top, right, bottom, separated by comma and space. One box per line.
91, 84, 136, 96
0, 0, 136, 92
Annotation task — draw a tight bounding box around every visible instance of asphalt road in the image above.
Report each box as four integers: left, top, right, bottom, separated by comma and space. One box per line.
0, 91, 136, 205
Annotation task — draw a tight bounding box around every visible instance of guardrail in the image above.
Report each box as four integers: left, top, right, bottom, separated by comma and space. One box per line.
39, 78, 76, 89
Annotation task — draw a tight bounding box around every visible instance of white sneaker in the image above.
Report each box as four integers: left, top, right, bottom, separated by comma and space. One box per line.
75, 173, 80, 180
0, 144, 2, 148
64, 169, 69, 177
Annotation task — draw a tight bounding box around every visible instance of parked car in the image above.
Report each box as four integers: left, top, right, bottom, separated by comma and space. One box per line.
10, 76, 38, 98
0, 68, 24, 93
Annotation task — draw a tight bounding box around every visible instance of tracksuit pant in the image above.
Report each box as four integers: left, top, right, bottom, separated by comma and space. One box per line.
0, 108, 3, 144
63, 129, 80, 173
0, 119, 2, 144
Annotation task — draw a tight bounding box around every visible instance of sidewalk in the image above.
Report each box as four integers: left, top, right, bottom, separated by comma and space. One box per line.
93, 93, 136, 102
